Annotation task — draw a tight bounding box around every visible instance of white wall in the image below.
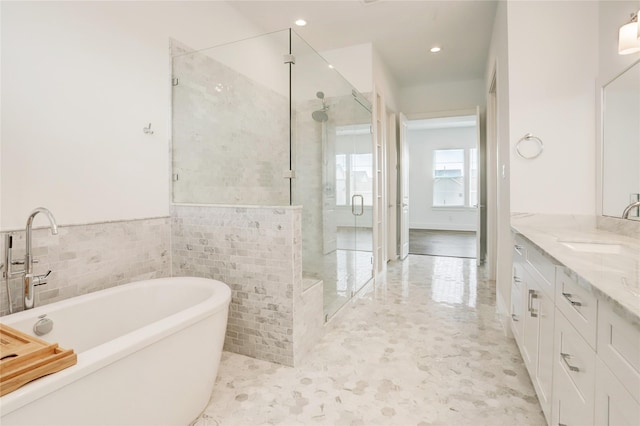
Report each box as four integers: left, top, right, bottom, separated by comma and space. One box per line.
0, 2, 3, 230
507, 1, 598, 215
399, 79, 486, 116
487, 1, 600, 324
373, 48, 400, 113
1, 1, 262, 230
408, 126, 477, 231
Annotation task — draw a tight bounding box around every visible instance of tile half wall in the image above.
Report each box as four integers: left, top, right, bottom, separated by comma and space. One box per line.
171, 204, 323, 367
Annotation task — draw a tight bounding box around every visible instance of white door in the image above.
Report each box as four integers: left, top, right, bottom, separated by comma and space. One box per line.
399, 112, 409, 260
475, 106, 483, 266
386, 112, 398, 261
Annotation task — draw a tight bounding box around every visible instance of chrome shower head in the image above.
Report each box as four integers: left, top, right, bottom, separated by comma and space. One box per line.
312, 110, 329, 122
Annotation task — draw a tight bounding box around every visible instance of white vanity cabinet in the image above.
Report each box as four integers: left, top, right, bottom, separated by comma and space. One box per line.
511, 231, 640, 426
551, 305, 596, 426
511, 234, 555, 422
551, 268, 598, 426
595, 302, 640, 425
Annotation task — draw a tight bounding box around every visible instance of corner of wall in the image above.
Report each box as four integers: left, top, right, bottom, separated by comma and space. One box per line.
372, 47, 401, 112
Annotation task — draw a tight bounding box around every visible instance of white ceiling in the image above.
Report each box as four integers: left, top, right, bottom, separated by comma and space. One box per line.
227, 0, 498, 88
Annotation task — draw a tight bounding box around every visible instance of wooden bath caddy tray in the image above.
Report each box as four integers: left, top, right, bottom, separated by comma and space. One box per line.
0, 323, 77, 397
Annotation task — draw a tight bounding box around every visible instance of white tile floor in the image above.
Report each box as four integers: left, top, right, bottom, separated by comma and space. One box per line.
195, 255, 546, 426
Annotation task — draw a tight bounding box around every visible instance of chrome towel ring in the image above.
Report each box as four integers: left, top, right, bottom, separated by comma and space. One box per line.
516, 133, 544, 159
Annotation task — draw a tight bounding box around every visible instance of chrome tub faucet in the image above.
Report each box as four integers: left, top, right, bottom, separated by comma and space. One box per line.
23, 207, 58, 309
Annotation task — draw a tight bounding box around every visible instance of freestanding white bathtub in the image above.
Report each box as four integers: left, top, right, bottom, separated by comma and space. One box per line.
0, 277, 231, 426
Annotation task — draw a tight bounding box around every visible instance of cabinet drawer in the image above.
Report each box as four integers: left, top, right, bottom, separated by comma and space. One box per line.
598, 301, 640, 399
553, 359, 595, 426
526, 243, 556, 296
595, 357, 640, 426
554, 309, 596, 407
556, 268, 598, 349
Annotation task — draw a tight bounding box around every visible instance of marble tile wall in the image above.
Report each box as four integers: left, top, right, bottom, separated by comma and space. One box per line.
171, 41, 290, 206
171, 204, 322, 367
0, 217, 170, 316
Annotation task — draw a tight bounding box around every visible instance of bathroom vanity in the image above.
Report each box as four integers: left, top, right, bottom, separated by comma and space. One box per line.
510, 214, 640, 426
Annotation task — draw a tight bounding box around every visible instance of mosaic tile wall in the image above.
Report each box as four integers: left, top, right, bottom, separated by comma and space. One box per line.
0, 217, 170, 316
171, 204, 323, 366
171, 41, 290, 206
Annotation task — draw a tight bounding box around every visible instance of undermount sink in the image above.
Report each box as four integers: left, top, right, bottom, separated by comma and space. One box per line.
559, 240, 623, 254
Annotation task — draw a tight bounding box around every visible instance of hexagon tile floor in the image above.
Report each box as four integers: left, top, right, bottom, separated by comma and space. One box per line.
194, 255, 546, 426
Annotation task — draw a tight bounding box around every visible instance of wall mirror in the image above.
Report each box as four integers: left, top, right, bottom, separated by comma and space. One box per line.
602, 59, 640, 219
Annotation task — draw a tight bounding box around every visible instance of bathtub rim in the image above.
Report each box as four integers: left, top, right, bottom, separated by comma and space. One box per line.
0, 277, 231, 416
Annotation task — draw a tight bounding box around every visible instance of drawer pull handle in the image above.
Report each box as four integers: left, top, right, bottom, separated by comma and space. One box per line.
514, 276, 522, 283
561, 292, 582, 307
511, 314, 519, 322
528, 289, 538, 317
514, 244, 524, 250
560, 352, 580, 372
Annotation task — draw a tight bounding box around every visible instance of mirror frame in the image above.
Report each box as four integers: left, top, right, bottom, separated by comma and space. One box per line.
597, 58, 640, 220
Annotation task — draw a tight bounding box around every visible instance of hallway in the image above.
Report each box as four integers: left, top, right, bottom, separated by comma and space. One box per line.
197, 255, 545, 426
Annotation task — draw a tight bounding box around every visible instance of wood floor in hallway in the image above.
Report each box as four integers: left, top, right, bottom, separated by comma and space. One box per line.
409, 229, 477, 258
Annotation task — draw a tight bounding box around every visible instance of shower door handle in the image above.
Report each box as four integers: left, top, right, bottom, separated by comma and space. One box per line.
352, 194, 364, 216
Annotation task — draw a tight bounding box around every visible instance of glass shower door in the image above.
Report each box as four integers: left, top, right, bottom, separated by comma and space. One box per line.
337, 117, 374, 296
290, 31, 373, 320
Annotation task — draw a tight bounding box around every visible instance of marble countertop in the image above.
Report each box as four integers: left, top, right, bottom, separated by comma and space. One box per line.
511, 213, 640, 323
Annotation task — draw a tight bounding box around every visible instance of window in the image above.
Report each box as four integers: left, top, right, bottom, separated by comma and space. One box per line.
433, 149, 464, 206
432, 148, 477, 208
336, 153, 373, 206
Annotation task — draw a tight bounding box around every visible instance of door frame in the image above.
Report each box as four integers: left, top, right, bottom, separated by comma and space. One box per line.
487, 68, 498, 281
403, 108, 485, 259
398, 112, 410, 260
386, 111, 398, 261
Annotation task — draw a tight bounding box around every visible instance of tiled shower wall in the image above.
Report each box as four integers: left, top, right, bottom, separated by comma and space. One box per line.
171, 204, 323, 366
0, 217, 170, 316
171, 41, 290, 206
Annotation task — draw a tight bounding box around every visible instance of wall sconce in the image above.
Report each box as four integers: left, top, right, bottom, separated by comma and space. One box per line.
619, 11, 640, 55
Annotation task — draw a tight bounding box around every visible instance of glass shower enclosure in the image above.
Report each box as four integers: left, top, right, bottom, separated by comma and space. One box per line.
171, 29, 373, 320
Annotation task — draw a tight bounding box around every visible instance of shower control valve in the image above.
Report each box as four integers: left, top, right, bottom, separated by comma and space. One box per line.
29, 270, 52, 287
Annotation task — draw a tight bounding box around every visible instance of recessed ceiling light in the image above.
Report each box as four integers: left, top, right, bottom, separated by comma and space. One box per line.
295, 19, 307, 27
430, 46, 442, 53
328, 64, 334, 69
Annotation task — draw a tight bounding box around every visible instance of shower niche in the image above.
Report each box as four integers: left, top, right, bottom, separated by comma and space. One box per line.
171, 29, 374, 324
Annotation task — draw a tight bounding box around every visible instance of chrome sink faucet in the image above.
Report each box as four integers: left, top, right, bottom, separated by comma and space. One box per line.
23, 207, 58, 309
622, 201, 640, 220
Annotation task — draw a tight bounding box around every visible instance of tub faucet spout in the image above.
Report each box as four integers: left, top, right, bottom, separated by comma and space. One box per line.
622, 201, 640, 219
23, 207, 58, 310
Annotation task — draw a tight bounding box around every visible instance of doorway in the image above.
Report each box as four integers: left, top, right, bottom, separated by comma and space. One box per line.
403, 111, 484, 260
